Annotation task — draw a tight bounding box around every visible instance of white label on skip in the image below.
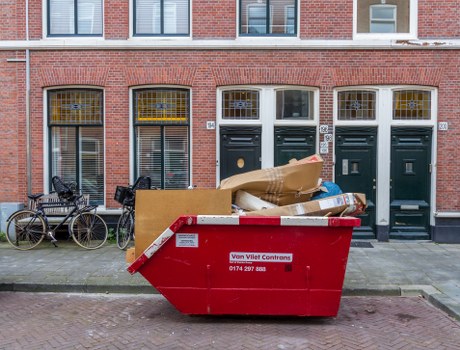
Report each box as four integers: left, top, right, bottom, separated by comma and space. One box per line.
176, 233, 198, 247
230, 252, 293, 263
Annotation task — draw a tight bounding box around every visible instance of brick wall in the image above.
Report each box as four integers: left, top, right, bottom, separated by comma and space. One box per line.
0, 49, 454, 209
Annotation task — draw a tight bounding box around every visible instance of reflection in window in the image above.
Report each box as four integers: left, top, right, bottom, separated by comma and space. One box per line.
393, 90, 431, 120
356, 0, 410, 34
240, 0, 296, 36
338, 90, 376, 120
276, 90, 314, 120
370, 4, 396, 33
222, 90, 259, 120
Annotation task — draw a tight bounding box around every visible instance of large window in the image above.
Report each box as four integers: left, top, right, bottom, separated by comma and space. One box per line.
48, 89, 104, 205
134, 88, 190, 189
240, 0, 297, 36
48, 0, 103, 36
355, 0, 416, 39
134, 0, 189, 36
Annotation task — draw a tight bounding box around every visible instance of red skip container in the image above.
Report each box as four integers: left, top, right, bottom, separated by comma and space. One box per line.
128, 215, 360, 317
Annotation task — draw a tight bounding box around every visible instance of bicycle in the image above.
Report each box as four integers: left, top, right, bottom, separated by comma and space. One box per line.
5, 176, 108, 250
114, 176, 152, 250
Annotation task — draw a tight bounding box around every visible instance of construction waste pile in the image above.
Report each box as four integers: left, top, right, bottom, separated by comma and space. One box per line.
219, 154, 367, 217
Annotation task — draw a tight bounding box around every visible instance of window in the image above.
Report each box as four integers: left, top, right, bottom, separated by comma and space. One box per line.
134, 0, 189, 35
355, 0, 416, 38
134, 88, 190, 189
240, 0, 297, 36
222, 90, 260, 120
393, 90, 431, 120
370, 4, 396, 33
338, 90, 376, 120
276, 90, 314, 120
48, 89, 104, 205
48, 0, 103, 36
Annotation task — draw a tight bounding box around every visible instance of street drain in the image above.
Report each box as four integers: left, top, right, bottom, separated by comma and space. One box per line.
350, 241, 374, 248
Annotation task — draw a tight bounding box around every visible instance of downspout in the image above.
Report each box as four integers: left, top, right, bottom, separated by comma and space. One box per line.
25, 0, 31, 195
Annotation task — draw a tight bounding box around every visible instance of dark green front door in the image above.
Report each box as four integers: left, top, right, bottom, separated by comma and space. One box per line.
335, 127, 377, 238
390, 128, 432, 240
274, 127, 316, 166
220, 126, 262, 180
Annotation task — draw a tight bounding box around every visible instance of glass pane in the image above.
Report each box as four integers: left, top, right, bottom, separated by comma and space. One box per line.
241, 0, 267, 34
222, 90, 259, 120
49, 89, 103, 125
50, 0, 75, 35
276, 90, 313, 120
136, 0, 161, 34
338, 91, 376, 120
164, 126, 189, 189
77, 0, 103, 34
271, 0, 295, 34
370, 22, 396, 33
80, 127, 104, 205
135, 89, 189, 124
372, 7, 395, 20
137, 126, 162, 188
51, 127, 77, 186
164, 0, 189, 34
393, 90, 431, 120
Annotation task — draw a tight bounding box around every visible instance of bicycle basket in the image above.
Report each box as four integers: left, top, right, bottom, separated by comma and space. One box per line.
114, 186, 133, 205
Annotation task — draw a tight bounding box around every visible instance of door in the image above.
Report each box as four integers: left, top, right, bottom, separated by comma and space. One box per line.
390, 128, 431, 240
220, 126, 262, 180
274, 127, 316, 166
335, 127, 377, 238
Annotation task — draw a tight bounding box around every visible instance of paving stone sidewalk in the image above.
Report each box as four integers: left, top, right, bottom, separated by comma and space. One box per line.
0, 240, 459, 320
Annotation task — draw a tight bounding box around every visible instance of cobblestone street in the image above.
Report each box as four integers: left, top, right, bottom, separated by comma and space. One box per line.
1, 292, 459, 349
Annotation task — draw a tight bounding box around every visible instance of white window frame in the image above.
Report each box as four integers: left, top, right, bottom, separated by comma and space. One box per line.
217, 86, 318, 180
43, 86, 107, 208
353, 0, 418, 40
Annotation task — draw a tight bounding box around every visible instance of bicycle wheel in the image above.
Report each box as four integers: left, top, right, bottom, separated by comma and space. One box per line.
6, 210, 46, 250
70, 212, 108, 249
116, 210, 134, 250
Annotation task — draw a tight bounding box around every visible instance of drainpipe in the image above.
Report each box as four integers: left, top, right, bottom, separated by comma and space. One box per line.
25, 0, 31, 195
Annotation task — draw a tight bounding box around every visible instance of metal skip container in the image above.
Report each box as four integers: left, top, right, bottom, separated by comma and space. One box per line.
128, 215, 360, 317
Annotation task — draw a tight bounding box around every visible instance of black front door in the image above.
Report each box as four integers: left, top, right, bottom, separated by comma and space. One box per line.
390, 127, 432, 240
335, 127, 377, 238
274, 127, 316, 166
220, 126, 262, 180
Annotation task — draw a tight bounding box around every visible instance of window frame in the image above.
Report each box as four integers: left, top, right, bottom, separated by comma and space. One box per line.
46, 88, 105, 206
353, 0, 418, 40
239, 0, 298, 37
133, 0, 191, 37
132, 87, 191, 189
47, 0, 103, 37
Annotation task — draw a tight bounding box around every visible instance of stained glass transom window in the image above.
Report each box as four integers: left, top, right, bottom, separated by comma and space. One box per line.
222, 90, 260, 120
134, 88, 189, 125
49, 89, 103, 125
338, 90, 376, 120
393, 90, 431, 120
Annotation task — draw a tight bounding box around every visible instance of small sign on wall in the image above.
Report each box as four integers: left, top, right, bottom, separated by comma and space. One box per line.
438, 122, 448, 131
206, 121, 216, 130
319, 125, 329, 134
320, 141, 329, 154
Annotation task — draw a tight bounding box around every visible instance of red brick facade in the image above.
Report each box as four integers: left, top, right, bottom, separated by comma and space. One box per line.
1, 0, 460, 241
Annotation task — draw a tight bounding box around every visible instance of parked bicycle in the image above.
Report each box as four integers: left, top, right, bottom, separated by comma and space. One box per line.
6, 176, 108, 250
114, 176, 152, 250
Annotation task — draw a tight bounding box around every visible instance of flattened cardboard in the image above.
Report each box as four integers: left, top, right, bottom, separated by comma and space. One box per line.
244, 193, 367, 217
134, 189, 232, 257
235, 190, 278, 211
219, 154, 323, 206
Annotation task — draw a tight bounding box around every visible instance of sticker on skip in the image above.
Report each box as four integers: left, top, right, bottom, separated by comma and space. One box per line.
176, 233, 198, 247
